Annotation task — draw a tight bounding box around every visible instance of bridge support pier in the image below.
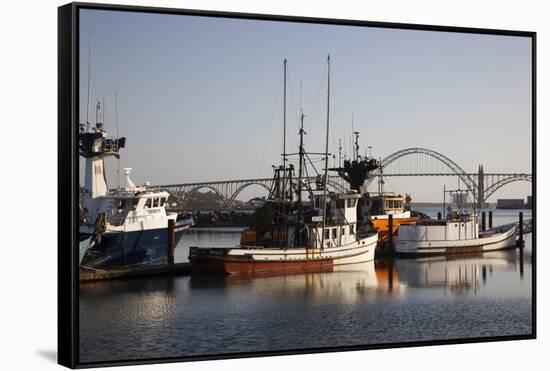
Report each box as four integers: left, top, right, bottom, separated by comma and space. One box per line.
477, 165, 484, 209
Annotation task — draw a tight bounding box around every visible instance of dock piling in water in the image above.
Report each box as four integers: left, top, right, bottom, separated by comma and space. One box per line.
167, 219, 175, 265
518, 212, 524, 248
481, 211, 486, 231
437, 212, 442, 220
489, 211, 493, 229
388, 214, 394, 252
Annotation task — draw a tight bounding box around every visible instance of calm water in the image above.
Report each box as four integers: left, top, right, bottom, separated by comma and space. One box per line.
79, 208, 533, 363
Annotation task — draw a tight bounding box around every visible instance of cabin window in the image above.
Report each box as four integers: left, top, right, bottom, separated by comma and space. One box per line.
153, 198, 160, 207
160, 197, 167, 207
350, 224, 355, 234
332, 228, 337, 239
145, 198, 152, 208
341, 227, 346, 235
324, 229, 330, 239
131, 199, 138, 210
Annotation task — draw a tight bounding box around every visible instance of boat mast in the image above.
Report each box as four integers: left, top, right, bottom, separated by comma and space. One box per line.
354, 131, 360, 161
320, 55, 331, 250
115, 91, 121, 190
86, 32, 92, 131
338, 138, 342, 167
298, 108, 305, 222
282, 59, 287, 201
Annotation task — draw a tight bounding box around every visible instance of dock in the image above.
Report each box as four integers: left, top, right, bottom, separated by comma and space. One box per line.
79, 262, 191, 283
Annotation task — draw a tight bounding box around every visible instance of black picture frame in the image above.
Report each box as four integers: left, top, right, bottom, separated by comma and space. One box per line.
58, 2, 536, 368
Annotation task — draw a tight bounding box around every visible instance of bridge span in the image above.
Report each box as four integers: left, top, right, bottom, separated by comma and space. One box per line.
157, 147, 532, 210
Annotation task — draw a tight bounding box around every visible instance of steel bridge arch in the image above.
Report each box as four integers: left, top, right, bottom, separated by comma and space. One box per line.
484, 174, 532, 201
182, 185, 227, 207
366, 147, 477, 194
227, 182, 272, 208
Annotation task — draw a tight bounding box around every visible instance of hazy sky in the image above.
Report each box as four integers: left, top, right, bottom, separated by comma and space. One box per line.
79, 9, 532, 202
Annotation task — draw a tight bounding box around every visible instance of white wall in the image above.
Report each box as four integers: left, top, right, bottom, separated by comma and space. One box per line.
0, 1, 546, 370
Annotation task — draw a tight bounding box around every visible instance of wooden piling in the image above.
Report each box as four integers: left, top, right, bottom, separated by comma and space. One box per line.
167, 219, 175, 265
519, 245, 524, 278
388, 214, 394, 253
481, 211, 486, 231
388, 258, 394, 292
518, 211, 524, 248
437, 212, 442, 220
488, 211, 493, 229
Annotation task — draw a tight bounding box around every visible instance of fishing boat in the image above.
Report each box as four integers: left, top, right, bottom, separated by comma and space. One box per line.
78, 104, 193, 268
394, 188, 517, 255
329, 131, 419, 246
362, 192, 418, 246
188, 57, 378, 275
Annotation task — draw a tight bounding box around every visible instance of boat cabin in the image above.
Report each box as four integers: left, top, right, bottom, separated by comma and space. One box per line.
309, 190, 361, 249
398, 212, 479, 242
362, 193, 405, 217
96, 190, 172, 231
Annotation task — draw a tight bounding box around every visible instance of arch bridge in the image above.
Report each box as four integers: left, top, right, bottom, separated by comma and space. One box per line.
366, 147, 532, 208
157, 148, 531, 210
158, 176, 348, 210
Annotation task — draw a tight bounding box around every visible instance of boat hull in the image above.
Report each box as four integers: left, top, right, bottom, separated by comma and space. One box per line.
189, 233, 378, 275
80, 220, 192, 268
395, 224, 517, 256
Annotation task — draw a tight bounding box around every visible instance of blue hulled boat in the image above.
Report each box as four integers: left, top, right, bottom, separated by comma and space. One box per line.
78, 109, 192, 268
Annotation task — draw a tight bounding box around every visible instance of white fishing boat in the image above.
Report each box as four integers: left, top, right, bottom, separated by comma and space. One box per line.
394, 188, 517, 255
189, 57, 378, 275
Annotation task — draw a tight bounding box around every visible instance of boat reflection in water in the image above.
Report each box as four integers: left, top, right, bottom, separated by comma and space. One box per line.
187, 246, 526, 301
79, 237, 531, 363
393, 247, 528, 296
189, 260, 406, 305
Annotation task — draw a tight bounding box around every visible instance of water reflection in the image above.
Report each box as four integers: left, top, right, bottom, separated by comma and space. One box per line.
80, 214, 533, 363
183, 245, 529, 302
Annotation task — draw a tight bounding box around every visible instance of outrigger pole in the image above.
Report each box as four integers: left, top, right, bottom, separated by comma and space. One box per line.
320, 55, 331, 250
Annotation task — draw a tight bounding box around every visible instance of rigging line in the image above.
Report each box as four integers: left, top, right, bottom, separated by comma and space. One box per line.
307, 59, 329, 134
328, 73, 339, 163
304, 152, 321, 177
257, 68, 284, 178
285, 65, 302, 151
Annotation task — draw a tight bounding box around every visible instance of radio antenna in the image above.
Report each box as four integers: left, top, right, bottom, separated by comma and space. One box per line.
115, 91, 121, 190
86, 32, 92, 131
